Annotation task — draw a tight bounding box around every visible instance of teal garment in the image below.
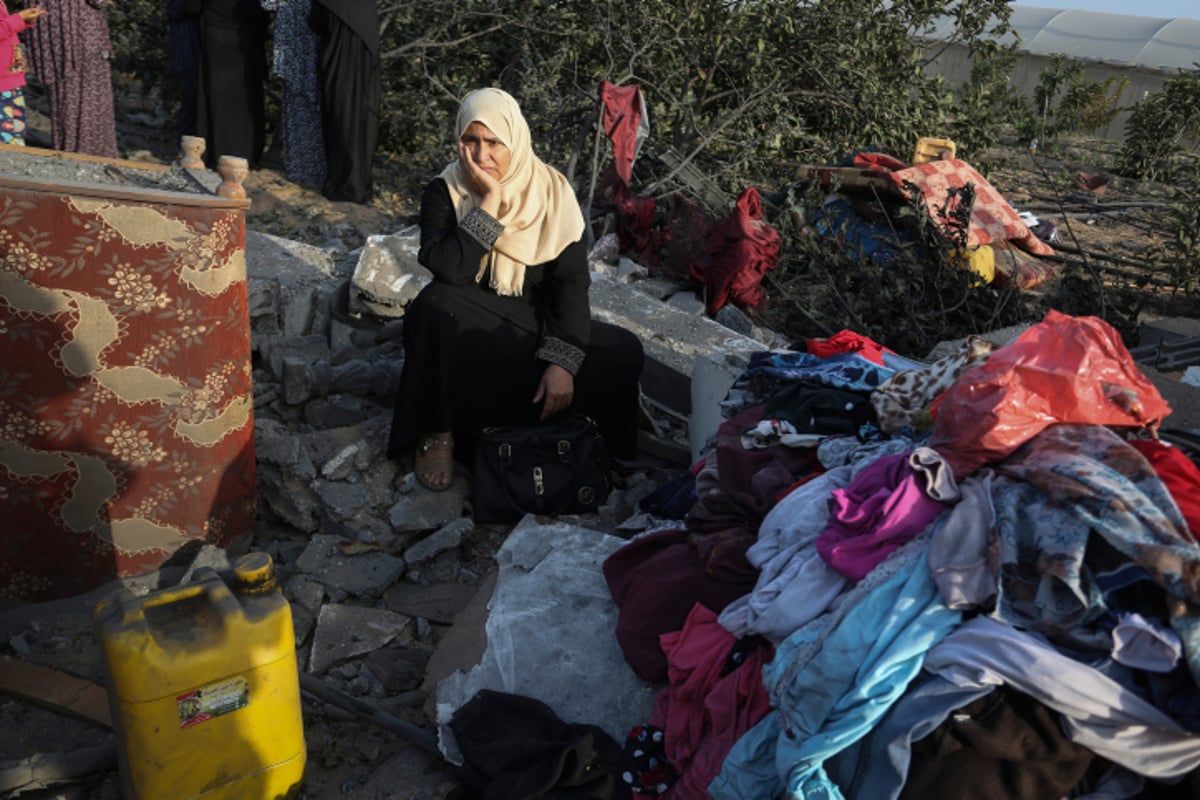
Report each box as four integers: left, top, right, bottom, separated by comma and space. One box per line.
710, 534, 961, 800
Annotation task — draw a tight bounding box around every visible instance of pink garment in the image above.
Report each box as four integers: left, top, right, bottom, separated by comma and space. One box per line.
0, 6, 30, 94
816, 452, 948, 580
598, 80, 645, 184
649, 603, 773, 799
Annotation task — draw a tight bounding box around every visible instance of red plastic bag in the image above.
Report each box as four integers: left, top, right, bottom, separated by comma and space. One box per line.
929, 310, 1171, 478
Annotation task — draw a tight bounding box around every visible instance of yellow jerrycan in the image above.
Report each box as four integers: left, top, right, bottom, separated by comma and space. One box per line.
94, 552, 306, 800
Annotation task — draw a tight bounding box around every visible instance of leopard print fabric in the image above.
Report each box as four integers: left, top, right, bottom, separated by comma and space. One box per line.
872, 336, 995, 434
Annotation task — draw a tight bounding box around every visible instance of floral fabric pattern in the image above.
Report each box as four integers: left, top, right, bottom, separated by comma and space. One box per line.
0, 182, 254, 602
990, 423, 1200, 685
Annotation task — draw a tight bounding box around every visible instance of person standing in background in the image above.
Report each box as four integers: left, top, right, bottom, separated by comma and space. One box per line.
311, 0, 379, 203
185, 0, 268, 168
165, 0, 201, 138
0, 1, 44, 145
23, 0, 118, 158
260, 0, 324, 186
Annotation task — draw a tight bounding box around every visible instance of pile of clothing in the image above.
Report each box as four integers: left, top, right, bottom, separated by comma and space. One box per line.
603, 311, 1200, 799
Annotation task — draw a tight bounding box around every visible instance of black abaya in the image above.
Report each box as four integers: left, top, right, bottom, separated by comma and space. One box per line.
186, 0, 268, 168
388, 179, 645, 460
310, 0, 380, 203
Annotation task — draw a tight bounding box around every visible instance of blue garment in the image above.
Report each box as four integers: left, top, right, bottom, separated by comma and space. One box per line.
709, 535, 962, 800
260, 0, 326, 184
808, 196, 915, 266
722, 350, 898, 421
741, 350, 896, 393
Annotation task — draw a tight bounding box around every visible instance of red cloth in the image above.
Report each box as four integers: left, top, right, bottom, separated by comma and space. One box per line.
691, 187, 781, 316
607, 173, 665, 268
648, 604, 773, 799
603, 529, 758, 683
659, 194, 716, 282
598, 80, 645, 185
804, 329, 894, 365
1129, 439, 1200, 542
852, 151, 908, 172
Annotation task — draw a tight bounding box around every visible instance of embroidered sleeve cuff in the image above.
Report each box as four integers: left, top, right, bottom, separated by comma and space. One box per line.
460, 207, 504, 249
537, 336, 585, 375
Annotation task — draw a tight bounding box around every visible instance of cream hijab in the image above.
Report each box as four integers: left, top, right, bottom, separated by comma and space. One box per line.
439, 88, 586, 296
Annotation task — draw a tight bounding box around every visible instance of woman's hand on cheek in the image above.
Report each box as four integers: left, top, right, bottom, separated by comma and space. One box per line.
458, 142, 502, 214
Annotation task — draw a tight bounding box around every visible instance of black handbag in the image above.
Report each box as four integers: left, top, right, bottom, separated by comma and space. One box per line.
472, 414, 611, 523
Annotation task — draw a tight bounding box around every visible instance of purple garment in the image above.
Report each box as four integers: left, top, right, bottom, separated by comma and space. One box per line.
24, 0, 117, 157
816, 452, 948, 580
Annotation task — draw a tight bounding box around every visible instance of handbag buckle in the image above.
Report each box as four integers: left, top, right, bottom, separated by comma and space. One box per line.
557, 440, 571, 462
499, 443, 512, 463
533, 466, 544, 496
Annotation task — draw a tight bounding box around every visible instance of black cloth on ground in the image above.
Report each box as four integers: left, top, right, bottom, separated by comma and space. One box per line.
388, 179, 644, 461
448, 689, 631, 800
311, 0, 380, 203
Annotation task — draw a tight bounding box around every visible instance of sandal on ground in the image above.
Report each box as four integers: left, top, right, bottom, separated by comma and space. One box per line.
414, 433, 455, 492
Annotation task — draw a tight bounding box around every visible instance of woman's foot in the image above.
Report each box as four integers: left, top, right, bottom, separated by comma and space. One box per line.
414, 432, 454, 491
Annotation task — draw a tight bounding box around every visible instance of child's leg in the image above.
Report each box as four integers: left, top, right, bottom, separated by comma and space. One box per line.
0, 87, 27, 146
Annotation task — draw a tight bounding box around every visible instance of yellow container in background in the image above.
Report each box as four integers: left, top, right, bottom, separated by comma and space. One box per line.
912, 136, 957, 164
94, 552, 306, 800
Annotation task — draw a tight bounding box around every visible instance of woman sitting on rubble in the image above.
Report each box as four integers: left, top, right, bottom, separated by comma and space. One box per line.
387, 87, 644, 491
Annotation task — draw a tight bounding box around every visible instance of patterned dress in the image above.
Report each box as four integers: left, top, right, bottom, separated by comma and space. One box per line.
261, 0, 325, 185
24, 0, 118, 158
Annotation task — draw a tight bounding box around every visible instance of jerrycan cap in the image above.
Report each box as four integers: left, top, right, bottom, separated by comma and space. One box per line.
233, 552, 278, 594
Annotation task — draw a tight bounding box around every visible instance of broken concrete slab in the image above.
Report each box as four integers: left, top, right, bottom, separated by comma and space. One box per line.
246, 230, 345, 338
285, 574, 326, 616
690, 350, 754, 462
308, 603, 413, 673
259, 334, 332, 382
349, 228, 431, 319
257, 467, 323, 532
589, 272, 767, 415
364, 646, 431, 694
665, 290, 706, 315
382, 581, 479, 626
388, 476, 470, 533
421, 571, 496, 723
403, 518, 474, 566
632, 276, 691, 302
433, 517, 657, 764
293, 535, 406, 598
